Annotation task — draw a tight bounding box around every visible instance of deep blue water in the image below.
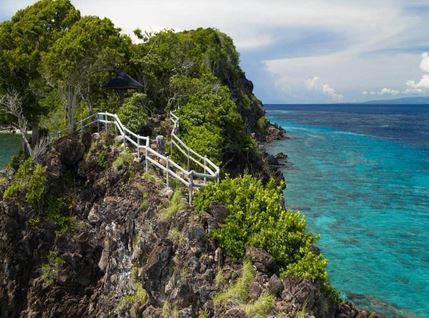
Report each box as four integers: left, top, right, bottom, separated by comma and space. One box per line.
266, 104, 429, 318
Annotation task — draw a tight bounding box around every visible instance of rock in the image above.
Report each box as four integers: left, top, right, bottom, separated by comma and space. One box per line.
214, 247, 223, 268
208, 203, 228, 225
114, 135, 124, 144
87, 204, 100, 224
266, 154, 280, 166
275, 152, 288, 160
92, 132, 101, 140
224, 308, 246, 318
55, 137, 85, 166
268, 274, 284, 296
249, 281, 263, 300
187, 223, 205, 242
160, 187, 174, 199
245, 247, 275, 274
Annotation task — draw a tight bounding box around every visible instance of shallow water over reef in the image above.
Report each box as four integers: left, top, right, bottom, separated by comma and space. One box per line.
0, 134, 21, 168
266, 104, 429, 318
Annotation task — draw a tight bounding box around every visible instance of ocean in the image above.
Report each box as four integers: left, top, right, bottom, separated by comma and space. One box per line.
0, 134, 21, 168
265, 104, 429, 318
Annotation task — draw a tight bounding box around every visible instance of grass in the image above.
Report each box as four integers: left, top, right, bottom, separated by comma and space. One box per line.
113, 149, 134, 171
120, 282, 148, 305
296, 304, 307, 318
167, 227, 185, 245
142, 171, 157, 183
40, 251, 64, 286
215, 268, 225, 287
242, 293, 274, 318
159, 189, 186, 221
0, 176, 8, 184
213, 260, 255, 306
162, 301, 179, 318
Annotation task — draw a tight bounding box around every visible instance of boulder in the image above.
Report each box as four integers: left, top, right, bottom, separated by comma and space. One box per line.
55, 137, 85, 166
245, 247, 275, 274
208, 203, 228, 225
268, 274, 284, 296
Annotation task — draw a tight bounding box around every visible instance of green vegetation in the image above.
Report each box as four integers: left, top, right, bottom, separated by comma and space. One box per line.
40, 251, 65, 286
159, 189, 186, 221
172, 74, 257, 170
243, 293, 274, 318
162, 301, 179, 318
214, 260, 255, 306
46, 196, 72, 235
296, 305, 307, 318
25, 164, 47, 207
117, 93, 150, 133
195, 175, 337, 299
121, 282, 148, 305
97, 149, 109, 168
113, 149, 134, 171
3, 158, 32, 199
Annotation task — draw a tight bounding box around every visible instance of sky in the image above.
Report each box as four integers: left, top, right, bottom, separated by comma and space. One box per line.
2, 0, 429, 104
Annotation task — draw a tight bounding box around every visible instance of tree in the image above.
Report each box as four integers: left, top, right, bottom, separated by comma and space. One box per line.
41, 16, 131, 134
0, 0, 80, 141
0, 91, 32, 156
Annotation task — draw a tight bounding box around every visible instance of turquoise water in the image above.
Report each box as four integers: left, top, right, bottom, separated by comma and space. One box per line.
266, 105, 429, 318
0, 134, 21, 168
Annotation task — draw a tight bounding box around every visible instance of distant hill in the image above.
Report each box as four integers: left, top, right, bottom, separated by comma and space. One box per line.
364, 97, 429, 104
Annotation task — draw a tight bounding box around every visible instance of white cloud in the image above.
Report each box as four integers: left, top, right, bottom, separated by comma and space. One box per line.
306, 76, 343, 101
404, 74, 429, 93
363, 88, 400, 96
420, 52, 429, 73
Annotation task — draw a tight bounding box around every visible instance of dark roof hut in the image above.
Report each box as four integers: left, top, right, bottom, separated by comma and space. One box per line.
103, 71, 143, 104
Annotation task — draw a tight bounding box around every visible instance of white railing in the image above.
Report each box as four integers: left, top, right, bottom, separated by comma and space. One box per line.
61, 111, 221, 204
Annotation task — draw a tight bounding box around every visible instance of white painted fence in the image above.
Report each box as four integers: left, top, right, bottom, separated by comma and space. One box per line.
60, 111, 220, 204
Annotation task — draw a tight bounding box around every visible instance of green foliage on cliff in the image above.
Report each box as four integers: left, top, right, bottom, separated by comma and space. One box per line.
171, 74, 255, 166
3, 158, 32, 199
194, 175, 328, 283
25, 164, 47, 207
40, 251, 65, 286
214, 260, 255, 306
117, 93, 150, 133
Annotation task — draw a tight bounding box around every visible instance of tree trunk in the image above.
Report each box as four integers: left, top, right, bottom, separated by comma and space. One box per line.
66, 86, 78, 135
31, 121, 39, 146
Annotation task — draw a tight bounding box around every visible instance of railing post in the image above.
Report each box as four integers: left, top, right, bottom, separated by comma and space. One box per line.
187, 148, 190, 171
104, 114, 107, 132
188, 171, 194, 205
97, 114, 100, 132
203, 156, 207, 185
166, 156, 170, 188
145, 147, 148, 172
137, 138, 140, 159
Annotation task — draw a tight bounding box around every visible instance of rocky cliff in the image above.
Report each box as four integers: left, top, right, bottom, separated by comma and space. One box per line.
0, 132, 375, 318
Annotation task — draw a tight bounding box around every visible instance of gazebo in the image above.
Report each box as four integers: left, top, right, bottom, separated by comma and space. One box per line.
103, 71, 143, 104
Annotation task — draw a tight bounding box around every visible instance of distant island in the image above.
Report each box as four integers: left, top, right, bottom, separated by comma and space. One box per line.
364, 96, 429, 104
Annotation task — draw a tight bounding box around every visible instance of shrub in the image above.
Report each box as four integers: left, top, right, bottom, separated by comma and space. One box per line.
40, 251, 65, 286
3, 158, 32, 199
97, 149, 109, 168
117, 93, 149, 133
194, 175, 328, 284
25, 164, 47, 207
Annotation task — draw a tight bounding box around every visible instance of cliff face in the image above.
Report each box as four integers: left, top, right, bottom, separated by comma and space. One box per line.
0, 133, 373, 318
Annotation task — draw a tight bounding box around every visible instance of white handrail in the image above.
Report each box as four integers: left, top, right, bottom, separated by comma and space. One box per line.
52, 111, 221, 204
